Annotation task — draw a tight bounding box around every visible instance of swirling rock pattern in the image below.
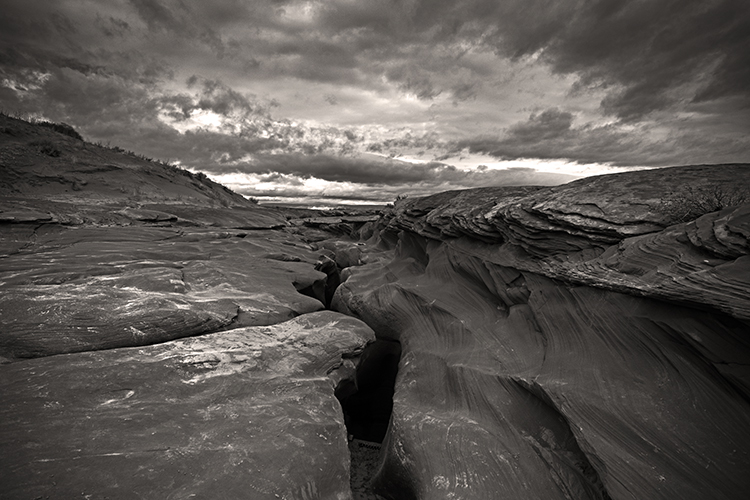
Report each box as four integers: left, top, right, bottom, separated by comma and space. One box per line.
3, 116, 749, 499
335, 165, 750, 499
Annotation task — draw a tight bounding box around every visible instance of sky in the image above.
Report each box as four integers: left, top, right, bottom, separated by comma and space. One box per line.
1, 0, 749, 205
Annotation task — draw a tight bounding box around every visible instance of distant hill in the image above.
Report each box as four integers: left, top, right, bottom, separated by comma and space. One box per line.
0, 113, 253, 209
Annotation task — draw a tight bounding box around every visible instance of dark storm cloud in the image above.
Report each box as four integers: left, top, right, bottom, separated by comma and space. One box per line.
456, 107, 750, 167
223, 155, 577, 202
4, 0, 749, 116
125, 0, 249, 58
505, 108, 574, 142
540, 0, 750, 120
226, 154, 464, 186
203, 152, 575, 188
316, 0, 750, 118
1, 0, 748, 180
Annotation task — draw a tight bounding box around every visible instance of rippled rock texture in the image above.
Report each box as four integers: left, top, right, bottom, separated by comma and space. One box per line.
335, 165, 750, 499
0, 223, 331, 360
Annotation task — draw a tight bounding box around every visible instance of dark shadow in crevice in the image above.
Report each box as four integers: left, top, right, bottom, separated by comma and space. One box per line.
294, 276, 327, 307
336, 339, 401, 443
293, 255, 340, 309
314, 255, 341, 308
335, 339, 402, 500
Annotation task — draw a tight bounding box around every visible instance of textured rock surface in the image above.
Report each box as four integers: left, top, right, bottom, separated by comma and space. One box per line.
379, 165, 750, 319
0, 116, 380, 499
4, 116, 750, 500
0, 114, 251, 209
0, 223, 328, 359
334, 165, 750, 500
0, 311, 374, 500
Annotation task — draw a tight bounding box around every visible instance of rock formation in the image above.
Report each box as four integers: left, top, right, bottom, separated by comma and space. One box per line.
2, 114, 749, 499
334, 165, 750, 499
0, 115, 370, 499
1, 311, 373, 499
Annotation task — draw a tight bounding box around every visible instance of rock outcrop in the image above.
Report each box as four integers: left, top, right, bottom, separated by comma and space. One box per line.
0, 114, 251, 209
2, 114, 749, 500
0, 223, 329, 360
0, 116, 374, 499
0, 311, 374, 499
334, 165, 750, 499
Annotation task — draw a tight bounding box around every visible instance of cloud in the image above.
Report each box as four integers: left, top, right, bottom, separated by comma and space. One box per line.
505, 108, 574, 142
456, 106, 750, 167
199, 151, 576, 198
0, 0, 747, 204
466, 0, 750, 121
314, 0, 750, 121
210, 157, 577, 204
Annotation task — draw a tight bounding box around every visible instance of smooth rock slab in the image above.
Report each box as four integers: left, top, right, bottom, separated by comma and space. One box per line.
0, 311, 374, 500
0, 224, 327, 359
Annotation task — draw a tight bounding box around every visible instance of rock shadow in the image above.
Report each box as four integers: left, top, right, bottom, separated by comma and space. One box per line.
335, 339, 401, 499
336, 339, 401, 443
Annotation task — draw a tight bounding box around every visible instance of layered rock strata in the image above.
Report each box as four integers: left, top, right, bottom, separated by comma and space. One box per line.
334, 165, 750, 499
3, 115, 750, 499
0, 222, 331, 360
0, 116, 377, 499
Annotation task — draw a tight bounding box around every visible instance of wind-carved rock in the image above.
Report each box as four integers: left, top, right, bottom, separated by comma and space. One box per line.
1, 115, 374, 499
2, 118, 749, 500
334, 165, 750, 499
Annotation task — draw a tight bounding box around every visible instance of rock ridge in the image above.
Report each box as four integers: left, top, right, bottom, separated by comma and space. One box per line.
333, 165, 750, 499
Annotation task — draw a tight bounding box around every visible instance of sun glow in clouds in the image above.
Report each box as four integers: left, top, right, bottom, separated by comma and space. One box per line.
206, 171, 375, 201
158, 108, 228, 134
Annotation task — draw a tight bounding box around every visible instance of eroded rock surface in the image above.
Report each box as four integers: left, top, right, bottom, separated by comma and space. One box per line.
0, 223, 329, 360
0, 116, 379, 499
3, 117, 749, 500
0, 311, 374, 499
334, 166, 750, 499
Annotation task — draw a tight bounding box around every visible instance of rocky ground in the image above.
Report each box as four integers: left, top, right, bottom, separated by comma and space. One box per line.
348, 440, 387, 500
1, 114, 749, 499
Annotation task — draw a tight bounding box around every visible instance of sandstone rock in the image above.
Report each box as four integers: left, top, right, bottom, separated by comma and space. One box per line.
0, 223, 327, 359
5, 117, 750, 500
335, 238, 750, 499
0, 114, 253, 209
375, 165, 750, 320
331, 165, 750, 499
0, 311, 374, 500
382, 164, 750, 255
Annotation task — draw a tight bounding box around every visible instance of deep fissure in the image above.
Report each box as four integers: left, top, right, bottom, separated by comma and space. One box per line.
336, 338, 401, 443
335, 338, 401, 499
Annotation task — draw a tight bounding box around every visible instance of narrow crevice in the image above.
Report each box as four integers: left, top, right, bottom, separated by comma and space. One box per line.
314, 255, 341, 308
336, 339, 401, 443
294, 274, 328, 307
334, 339, 401, 500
